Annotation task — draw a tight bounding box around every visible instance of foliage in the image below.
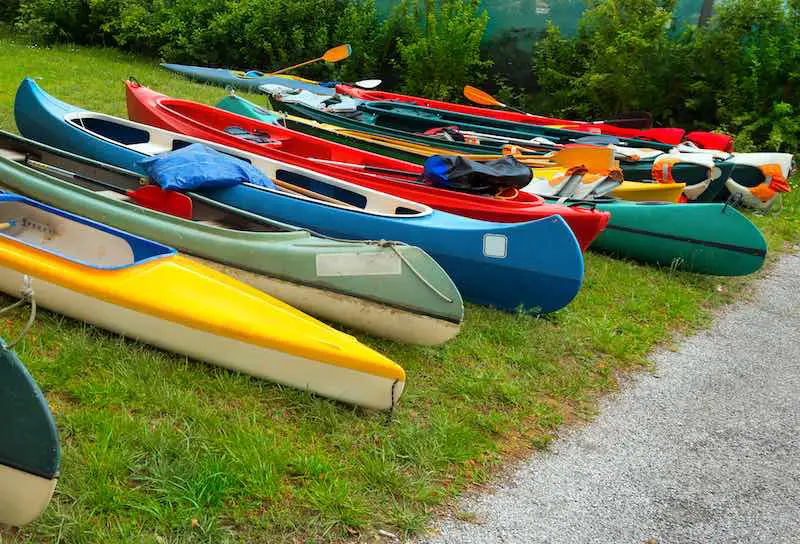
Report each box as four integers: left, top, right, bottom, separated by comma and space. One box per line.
4, 0, 490, 98
390, 0, 491, 100
530, 0, 678, 121
527, 0, 800, 151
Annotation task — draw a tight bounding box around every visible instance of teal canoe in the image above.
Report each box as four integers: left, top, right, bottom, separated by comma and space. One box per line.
0, 130, 464, 345
0, 337, 60, 527
563, 197, 767, 276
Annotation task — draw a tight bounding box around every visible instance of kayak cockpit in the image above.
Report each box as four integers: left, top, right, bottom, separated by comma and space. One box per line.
0, 196, 174, 269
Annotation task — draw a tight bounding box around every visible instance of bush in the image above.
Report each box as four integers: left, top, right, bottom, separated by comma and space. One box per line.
391, 0, 491, 100
8, 0, 491, 100
527, 0, 800, 151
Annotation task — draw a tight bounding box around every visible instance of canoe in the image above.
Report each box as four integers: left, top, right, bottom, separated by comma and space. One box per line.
0, 193, 405, 409
263, 96, 736, 203
0, 130, 464, 346
0, 339, 59, 527
336, 85, 736, 152
121, 81, 609, 251
160, 63, 336, 94
578, 197, 767, 276
14, 79, 585, 313
217, 94, 684, 203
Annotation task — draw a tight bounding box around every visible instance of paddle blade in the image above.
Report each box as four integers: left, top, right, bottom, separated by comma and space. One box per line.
550, 146, 618, 172
323, 44, 352, 63
463, 85, 504, 107
354, 79, 382, 89
127, 185, 193, 220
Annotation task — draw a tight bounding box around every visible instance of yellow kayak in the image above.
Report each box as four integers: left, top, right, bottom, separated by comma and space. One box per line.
0, 194, 404, 409
611, 181, 686, 203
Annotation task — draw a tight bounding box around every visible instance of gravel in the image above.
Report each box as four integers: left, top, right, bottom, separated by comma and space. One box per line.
418, 252, 800, 544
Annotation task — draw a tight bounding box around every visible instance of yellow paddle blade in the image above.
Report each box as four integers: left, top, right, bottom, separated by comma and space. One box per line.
549, 146, 618, 172
323, 44, 352, 63
463, 85, 504, 107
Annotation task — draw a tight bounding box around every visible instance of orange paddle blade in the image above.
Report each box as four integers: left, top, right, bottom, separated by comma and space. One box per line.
322, 44, 352, 63
463, 85, 504, 107
549, 146, 618, 172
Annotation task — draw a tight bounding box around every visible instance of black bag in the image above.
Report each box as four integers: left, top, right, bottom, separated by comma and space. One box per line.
422, 155, 532, 194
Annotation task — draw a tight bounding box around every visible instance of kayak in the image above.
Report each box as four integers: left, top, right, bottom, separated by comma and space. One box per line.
0, 339, 59, 527
263, 95, 736, 203
120, 81, 610, 251
217, 94, 684, 203
337, 85, 707, 148
0, 130, 464, 346
575, 197, 767, 276
14, 79, 585, 313
0, 193, 406, 409
160, 63, 336, 95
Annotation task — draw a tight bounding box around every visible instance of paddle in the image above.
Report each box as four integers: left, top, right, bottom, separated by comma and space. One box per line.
270, 44, 352, 75
463, 85, 653, 129
308, 157, 421, 179
352, 79, 382, 89
463, 85, 528, 114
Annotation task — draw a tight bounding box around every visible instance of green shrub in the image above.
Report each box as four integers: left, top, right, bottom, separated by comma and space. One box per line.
391, 0, 491, 100
525, 0, 800, 151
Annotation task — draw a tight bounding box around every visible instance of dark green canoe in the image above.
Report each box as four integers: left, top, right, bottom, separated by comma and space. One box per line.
561, 197, 767, 276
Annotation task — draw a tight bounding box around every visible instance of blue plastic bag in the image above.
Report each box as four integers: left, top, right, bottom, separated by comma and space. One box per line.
138, 144, 276, 192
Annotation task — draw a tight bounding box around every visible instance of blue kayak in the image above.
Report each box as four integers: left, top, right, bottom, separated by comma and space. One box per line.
160, 63, 336, 95
14, 78, 585, 313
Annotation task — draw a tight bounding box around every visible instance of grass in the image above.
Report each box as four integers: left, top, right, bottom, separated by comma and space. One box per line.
1, 29, 799, 543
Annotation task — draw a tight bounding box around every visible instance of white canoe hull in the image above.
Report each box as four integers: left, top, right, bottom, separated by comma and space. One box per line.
0, 464, 57, 527
191, 255, 460, 346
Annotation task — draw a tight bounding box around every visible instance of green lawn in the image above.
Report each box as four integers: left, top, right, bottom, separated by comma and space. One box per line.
1, 31, 799, 543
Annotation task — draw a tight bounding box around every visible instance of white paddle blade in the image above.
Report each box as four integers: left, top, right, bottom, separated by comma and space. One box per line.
354, 79, 382, 89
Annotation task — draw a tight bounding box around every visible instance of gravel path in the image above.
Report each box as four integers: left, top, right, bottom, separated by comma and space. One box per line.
419, 252, 800, 544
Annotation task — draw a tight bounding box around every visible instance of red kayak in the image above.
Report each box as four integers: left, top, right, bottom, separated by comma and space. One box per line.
337, 85, 733, 152
125, 81, 610, 250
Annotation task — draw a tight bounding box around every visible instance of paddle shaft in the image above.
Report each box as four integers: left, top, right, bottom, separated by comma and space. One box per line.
271, 179, 360, 209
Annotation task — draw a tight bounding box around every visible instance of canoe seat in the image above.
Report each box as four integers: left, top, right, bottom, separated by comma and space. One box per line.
129, 142, 169, 155
95, 190, 130, 202
0, 149, 26, 162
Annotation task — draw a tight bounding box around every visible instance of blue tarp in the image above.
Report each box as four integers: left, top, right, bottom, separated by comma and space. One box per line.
138, 143, 276, 192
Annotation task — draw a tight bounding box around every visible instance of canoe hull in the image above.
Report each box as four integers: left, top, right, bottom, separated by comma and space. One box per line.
15, 78, 584, 313
125, 83, 608, 251
0, 267, 403, 409
3, 111, 465, 344
191, 255, 460, 345
587, 200, 766, 276
160, 63, 335, 94
0, 340, 59, 527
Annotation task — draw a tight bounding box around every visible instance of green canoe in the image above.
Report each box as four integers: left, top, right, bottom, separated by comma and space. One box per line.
0, 131, 464, 345
564, 197, 767, 276
221, 96, 766, 276
0, 337, 60, 527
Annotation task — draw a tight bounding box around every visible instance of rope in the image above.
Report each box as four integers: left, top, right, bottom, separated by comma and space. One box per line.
387, 243, 454, 304
0, 276, 36, 350
386, 379, 399, 423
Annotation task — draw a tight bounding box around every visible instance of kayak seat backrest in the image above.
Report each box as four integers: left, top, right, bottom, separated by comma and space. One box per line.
74, 117, 150, 145
0, 198, 174, 269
